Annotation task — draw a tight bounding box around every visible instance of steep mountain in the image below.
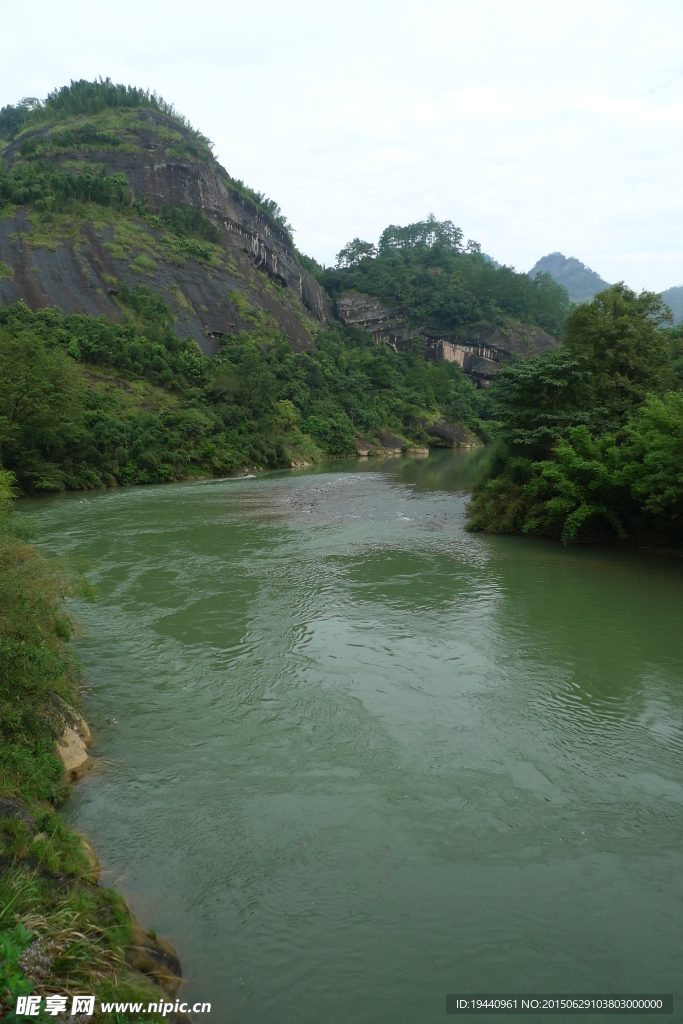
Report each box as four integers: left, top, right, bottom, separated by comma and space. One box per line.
529, 252, 610, 304
0, 83, 326, 354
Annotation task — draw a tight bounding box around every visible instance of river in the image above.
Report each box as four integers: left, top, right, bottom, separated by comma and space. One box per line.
27, 450, 683, 1021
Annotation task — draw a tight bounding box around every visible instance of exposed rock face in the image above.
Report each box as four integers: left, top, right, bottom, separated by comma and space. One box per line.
336, 293, 403, 328
356, 432, 413, 456
427, 421, 469, 446
426, 324, 557, 383
336, 291, 558, 384
0, 110, 325, 354
56, 725, 90, 778
126, 920, 183, 997
375, 432, 406, 453
55, 705, 92, 779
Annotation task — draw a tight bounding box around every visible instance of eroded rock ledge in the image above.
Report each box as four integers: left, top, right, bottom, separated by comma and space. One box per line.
336, 291, 558, 385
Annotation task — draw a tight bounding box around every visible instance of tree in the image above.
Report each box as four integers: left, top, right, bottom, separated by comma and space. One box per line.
491, 347, 590, 455
468, 285, 683, 545
335, 238, 377, 269
0, 325, 84, 491
565, 284, 671, 426
623, 391, 683, 531
378, 214, 463, 254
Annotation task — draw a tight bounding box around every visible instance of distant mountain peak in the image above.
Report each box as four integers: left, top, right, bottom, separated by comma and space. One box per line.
660, 285, 683, 325
529, 252, 610, 304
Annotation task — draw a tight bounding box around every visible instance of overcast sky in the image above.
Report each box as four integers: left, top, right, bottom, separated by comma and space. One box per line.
2, 0, 683, 291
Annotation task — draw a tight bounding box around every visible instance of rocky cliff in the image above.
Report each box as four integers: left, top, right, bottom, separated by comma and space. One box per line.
335, 292, 557, 384
0, 107, 325, 354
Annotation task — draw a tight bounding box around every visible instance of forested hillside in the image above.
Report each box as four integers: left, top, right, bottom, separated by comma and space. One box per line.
0, 299, 486, 492
468, 284, 683, 548
660, 284, 683, 326
321, 221, 569, 338
528, 252, 611, 304
0, 78, 576, 494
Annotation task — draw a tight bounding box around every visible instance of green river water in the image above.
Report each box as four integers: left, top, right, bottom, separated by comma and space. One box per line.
28, 450, 683, 1022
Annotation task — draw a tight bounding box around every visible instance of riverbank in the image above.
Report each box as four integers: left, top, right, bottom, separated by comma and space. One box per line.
0, 473, 189, 1022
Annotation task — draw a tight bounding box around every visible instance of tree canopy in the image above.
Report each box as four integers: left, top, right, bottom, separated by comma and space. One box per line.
0, 297, 485, 494
324, 216, 570, 338
0, 77, 211, 148
467, 284, 683, 547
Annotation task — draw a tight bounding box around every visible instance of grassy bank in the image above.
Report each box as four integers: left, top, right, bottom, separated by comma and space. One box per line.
0, 472, 182, 1022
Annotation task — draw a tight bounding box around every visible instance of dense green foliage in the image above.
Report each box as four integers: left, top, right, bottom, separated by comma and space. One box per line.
151, 201, 221, 243
0, 161, 132, 213
0, 77, 211, 151
322, 216, 570, 338
0, 297, 484, 494
468, 284, 683, 547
